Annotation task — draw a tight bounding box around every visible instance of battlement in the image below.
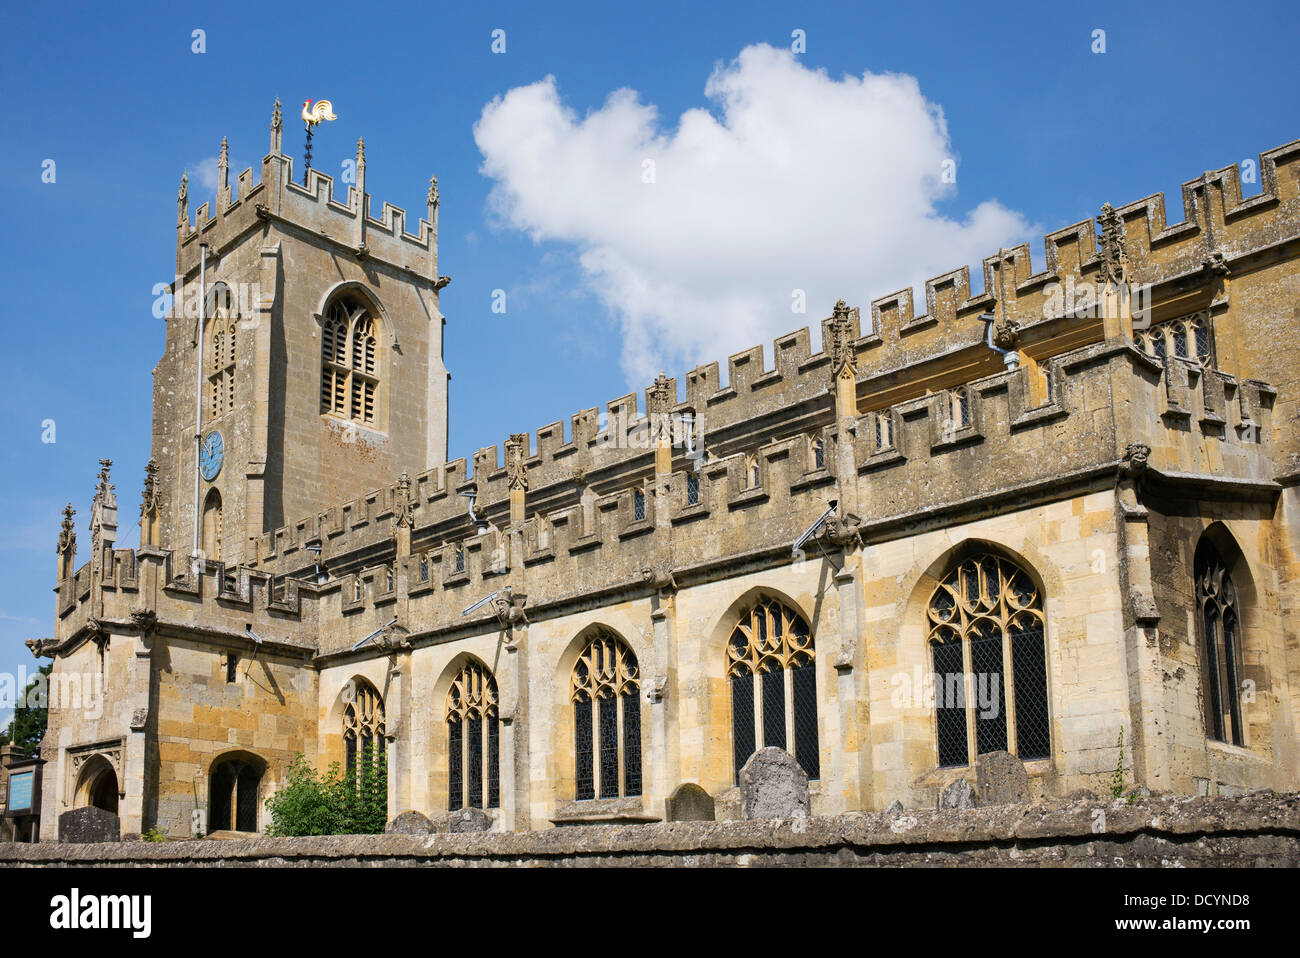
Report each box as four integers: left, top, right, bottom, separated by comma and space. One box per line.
175, 101, 441, 283
52, 340, 1278, 656
390, 138, 1300, 484
193, 136, 1299, 583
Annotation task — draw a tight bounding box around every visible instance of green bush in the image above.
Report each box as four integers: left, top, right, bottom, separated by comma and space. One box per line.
265, 750, 388, 836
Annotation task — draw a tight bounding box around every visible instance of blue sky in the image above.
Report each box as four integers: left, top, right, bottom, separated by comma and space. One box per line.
1, 0, 1297, 732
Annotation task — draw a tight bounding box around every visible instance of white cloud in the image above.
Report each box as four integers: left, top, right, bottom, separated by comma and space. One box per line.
187, 156, 220, 193
474, 43, 1034, 383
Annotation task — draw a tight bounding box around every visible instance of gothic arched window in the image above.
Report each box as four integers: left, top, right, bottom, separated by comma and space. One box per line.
727, 598, 819, 782
320, 296, 380, 426
810, 434, 825, 470
571, 631, 642, 801
875, 411, 895, 451
1195, 541, 1245, 746
343, 680, 386, 778
926, 554, 1049, 767
446, 661, 500, 811
949, 387, 971, 430
685, 471, 700, 506
1136, 311, 1211, 367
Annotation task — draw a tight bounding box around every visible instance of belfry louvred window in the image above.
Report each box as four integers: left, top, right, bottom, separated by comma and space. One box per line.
320, 297, 379, 426
728, 598, 819, 782
926, 554, 1050, 767
207, 318, 237, 421
571, 631, 642, 801
446, 661, 500, 811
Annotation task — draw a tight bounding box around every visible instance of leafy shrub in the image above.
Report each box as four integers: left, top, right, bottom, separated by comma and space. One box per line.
265, 750, 388, 836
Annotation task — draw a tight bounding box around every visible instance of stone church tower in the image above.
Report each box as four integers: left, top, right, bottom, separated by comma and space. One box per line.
151, 100, 450, 566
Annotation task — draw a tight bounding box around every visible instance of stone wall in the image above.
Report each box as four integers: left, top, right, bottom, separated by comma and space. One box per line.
151, 637, 319, 835
4, 793, 1297, 868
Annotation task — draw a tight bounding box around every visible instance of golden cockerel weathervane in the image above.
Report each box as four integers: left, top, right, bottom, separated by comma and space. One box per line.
300, 99, 337, 184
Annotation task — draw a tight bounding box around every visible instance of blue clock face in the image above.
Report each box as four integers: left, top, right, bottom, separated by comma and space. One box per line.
200, 431, 224, 481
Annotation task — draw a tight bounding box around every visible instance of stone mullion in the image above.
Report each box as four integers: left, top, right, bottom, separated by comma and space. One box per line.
1000, 581, 1020, 757
228, 768, 240, 832
960, 607, 977, 767
784, 662, 795, 755
1001, 624, 1019, 757
484, 710, 495, 810
461, 711, 471, 809
591, 691, 602, 799
616, 690, 626, 798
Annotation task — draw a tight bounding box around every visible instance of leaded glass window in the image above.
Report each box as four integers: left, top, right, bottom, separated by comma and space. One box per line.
1135, 311, 1212, 367
727, 599, 819, 782
208, 755, 264, 834
685, 471, 700, 505
571, 631, 641, 801
875, 411, 895, 451
926, 554, 1049, 767
1195, 542, 1245, 746
343, 680, 386, 779
446, 661, 501, 810
950, 387, 971, 430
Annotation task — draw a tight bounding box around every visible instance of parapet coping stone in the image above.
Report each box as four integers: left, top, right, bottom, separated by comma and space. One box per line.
2, 792, 1296, 865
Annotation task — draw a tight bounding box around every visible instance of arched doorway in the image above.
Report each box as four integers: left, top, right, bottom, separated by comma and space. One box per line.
74, 755, 120, 814
208, 753, 266, 834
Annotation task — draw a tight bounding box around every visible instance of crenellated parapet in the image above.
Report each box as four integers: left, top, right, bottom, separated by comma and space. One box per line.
173, 99, 442, 285
307, 340, 1280, 656
200, 137, 1300, 590
50, 339, 1279, 661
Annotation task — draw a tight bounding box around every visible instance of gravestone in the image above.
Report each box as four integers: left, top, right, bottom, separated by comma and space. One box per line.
446, 807, 493, 833
666, 783, 715, 822
385, 810, 434, 835
938, 778, 976, 810
58, 806, 120, 843
975, 750, 1030, 805
739, 747, 810, 820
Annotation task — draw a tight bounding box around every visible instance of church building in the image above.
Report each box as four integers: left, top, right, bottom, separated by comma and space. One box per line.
26, 104, 1300, 838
